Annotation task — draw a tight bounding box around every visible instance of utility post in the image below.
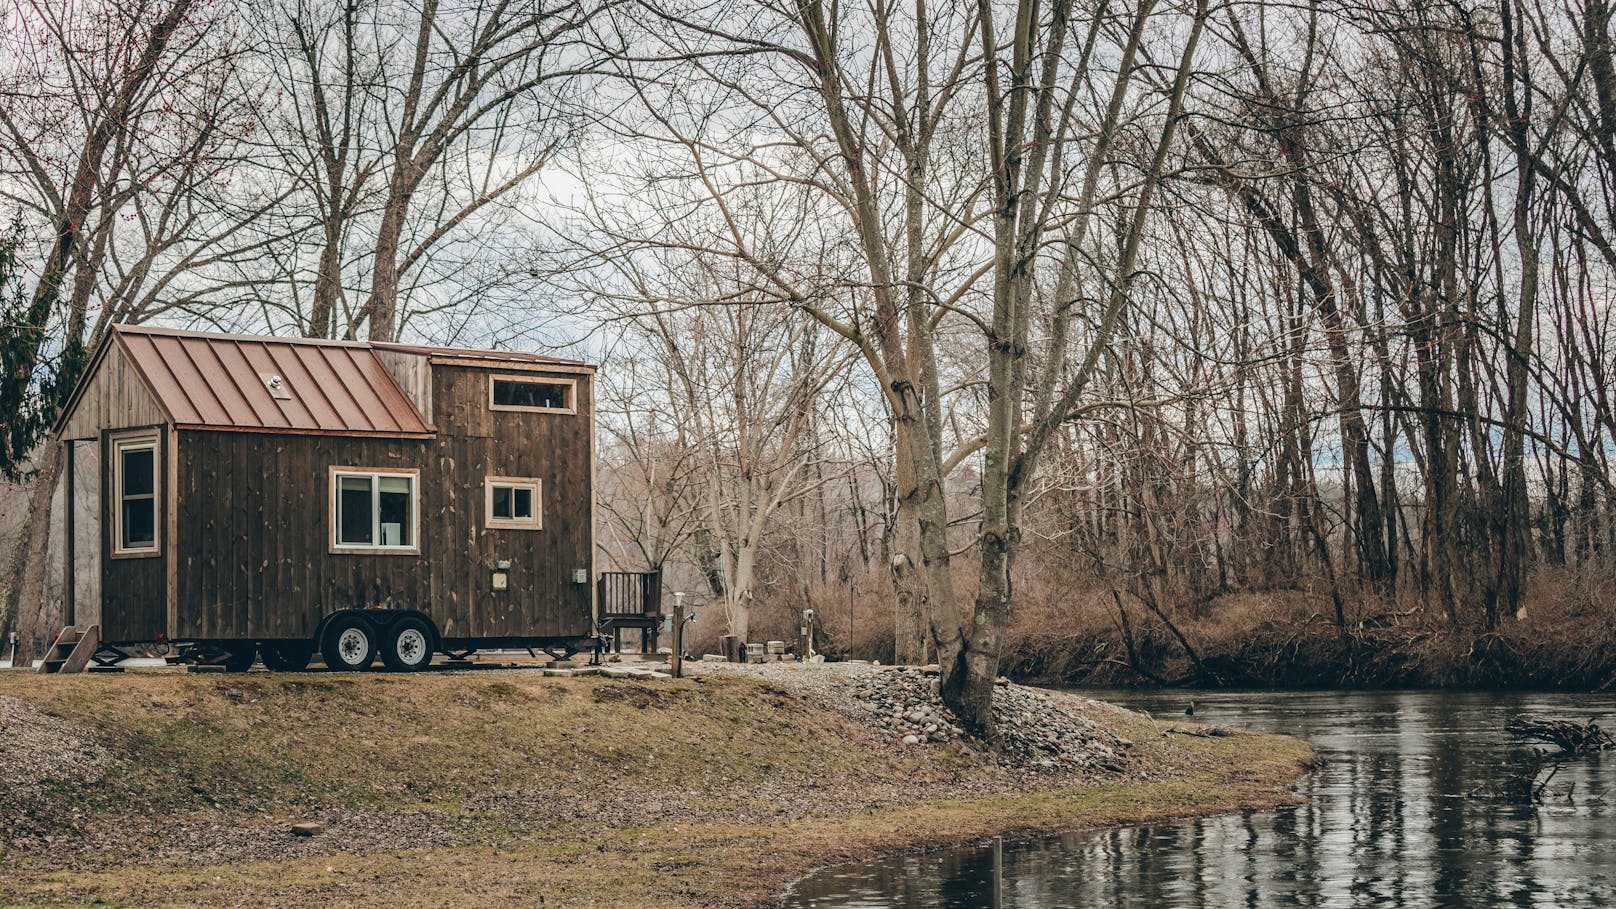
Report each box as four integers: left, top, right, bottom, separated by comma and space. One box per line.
669, 591, 686, 678
848, 579, 856, 660
801, 608, 816, 662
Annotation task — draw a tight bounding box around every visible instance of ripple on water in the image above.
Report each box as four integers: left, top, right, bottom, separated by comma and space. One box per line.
785, 689, 1616, 909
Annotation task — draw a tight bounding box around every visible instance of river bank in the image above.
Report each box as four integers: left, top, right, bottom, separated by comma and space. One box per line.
1000, 586, 1616, 691
0, 666, 1314, 908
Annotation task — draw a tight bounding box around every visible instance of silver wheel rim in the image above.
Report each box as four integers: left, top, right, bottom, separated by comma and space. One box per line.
396, 628, 427, 665
338, 628, 368, 665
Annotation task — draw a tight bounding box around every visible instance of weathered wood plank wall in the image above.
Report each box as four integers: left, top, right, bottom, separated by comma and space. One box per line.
100, 427, 168, 641
170, 364, 593, 642
59, 344, 166, 441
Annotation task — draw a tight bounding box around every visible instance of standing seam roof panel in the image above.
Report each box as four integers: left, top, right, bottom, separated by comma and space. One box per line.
165, 336, 236, 426
211, 340, 287, 429
239, 343, 317, 427
109, 327, 433, 436
320, 348, 382, 433
342, 347, 408, 433
237, 340, 305, 428
258, 344, 332, 428
132, 335, 208, 425
288, 348, 356, 431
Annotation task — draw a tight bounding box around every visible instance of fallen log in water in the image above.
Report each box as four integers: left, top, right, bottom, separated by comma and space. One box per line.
1472, 749, 1571, 804
1506, 716, 1615, 755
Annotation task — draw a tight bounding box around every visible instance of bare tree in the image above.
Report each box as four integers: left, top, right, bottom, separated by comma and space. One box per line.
573, 0, 1209, 730
0, 0, 263, 658
354, 0, 612, 341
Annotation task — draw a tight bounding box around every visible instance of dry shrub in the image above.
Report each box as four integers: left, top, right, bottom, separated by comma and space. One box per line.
1000, 559, 1616, 689
666, 552, 1616, 690
676, 570, 897, 661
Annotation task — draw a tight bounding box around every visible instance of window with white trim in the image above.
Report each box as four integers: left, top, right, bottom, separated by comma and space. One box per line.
113, 435, 159, 556
331, 469, 418, 551
486, 476, 542, 530
489, 375, 575, 414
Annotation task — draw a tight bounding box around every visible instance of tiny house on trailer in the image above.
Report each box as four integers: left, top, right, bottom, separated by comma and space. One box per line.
48, 324, 617, 672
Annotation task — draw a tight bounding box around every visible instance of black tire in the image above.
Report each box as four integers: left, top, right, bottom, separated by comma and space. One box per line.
320, 615, 377, 671
260, 643, 314, 672
380, 617, 435, 672
222, 645, 256, 673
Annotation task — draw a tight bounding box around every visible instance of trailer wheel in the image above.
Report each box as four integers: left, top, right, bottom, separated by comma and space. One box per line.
381, 617, 434, 672
261, 643, 314, 672
222, 645, 256, 673
321, 616, 376, 671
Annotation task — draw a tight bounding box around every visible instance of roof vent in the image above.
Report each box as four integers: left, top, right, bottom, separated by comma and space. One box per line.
260, 372, 292, 400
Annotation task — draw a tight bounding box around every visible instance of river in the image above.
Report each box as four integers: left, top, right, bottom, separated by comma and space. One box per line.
785, 689, 1616, 908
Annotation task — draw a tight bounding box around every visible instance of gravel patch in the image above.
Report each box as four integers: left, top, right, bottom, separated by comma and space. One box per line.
693, 661, 1134, 773
0, 695, 119, 845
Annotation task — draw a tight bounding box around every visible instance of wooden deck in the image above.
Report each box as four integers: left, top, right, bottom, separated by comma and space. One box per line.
596, 571, 663, 653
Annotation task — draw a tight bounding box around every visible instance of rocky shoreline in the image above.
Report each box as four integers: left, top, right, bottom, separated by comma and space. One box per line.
695, 661, 1133, 773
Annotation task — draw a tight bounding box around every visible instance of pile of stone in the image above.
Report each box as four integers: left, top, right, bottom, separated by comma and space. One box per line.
849, 666, 1130, 772
987, 678, 1130, 772
852, 670, 964, 745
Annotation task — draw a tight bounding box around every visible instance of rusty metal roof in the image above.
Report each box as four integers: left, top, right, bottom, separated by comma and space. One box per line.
108, 325, 436, 437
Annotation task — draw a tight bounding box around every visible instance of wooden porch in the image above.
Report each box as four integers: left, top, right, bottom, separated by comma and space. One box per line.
596, 571, 664, 653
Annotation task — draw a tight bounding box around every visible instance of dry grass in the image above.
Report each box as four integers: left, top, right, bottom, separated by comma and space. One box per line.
0, 669, 1315, 908
999, 563, 1616, 689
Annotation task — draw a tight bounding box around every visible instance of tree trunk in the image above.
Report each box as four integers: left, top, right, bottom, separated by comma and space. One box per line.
1495, 0, 1538, 627
307, 221, 344, 339
4, 443, 65, 665
891, 425, 928, 665
365, 190, 409, 341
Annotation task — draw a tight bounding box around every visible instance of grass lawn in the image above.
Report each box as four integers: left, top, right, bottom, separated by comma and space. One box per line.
0, 670, 1316, 907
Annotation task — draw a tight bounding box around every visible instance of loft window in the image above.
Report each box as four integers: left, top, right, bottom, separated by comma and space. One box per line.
486, 476, 542, 530
331, 469, 418, 552
113, 435, 159, 557
489, 375, 575, 414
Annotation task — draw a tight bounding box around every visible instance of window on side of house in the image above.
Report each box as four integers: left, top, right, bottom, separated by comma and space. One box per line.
486, 476, 542, 530
489, 375, 575, 414
113, 435, 159, 556
331, 469, 418, 552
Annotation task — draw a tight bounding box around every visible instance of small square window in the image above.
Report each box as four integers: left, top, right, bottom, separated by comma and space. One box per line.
486, 477, 542, 530
489, 375, 575, 413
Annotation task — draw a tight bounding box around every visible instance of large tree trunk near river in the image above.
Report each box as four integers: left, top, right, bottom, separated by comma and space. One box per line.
891, 428, 929, 666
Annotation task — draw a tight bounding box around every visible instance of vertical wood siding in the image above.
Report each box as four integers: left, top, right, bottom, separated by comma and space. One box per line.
69, 441, 101, 627
100, 427, 169, 641
374, 349, 434, 423
171, 365, 593, 641
59, 344, 167, 441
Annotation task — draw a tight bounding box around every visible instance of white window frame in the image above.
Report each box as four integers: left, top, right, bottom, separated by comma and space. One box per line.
488, 374, 576, 415
329, 467, 421, 554
111, 433, 160, 558
485, 476, 543, 530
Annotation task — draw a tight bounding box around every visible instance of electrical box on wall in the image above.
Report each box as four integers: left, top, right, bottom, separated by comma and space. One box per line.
491, 571, 508, 590
571, 568, 588, 584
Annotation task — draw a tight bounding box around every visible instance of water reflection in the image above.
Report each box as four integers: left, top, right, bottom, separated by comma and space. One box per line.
786, 690, 1616, 908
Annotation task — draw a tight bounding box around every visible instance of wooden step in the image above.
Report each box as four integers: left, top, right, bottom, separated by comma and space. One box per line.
36, 625, 100, 675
